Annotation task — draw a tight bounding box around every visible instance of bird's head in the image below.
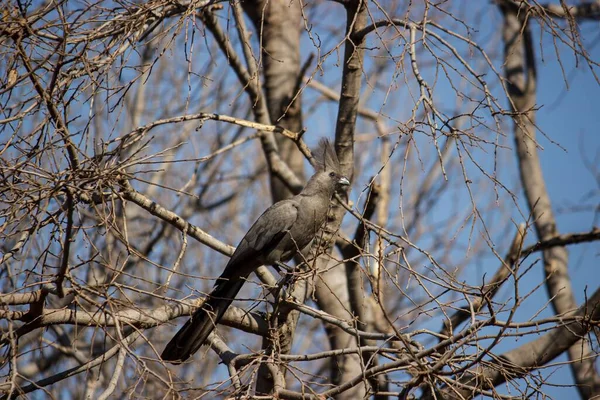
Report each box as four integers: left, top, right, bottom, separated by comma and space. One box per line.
305, 138, 350, 196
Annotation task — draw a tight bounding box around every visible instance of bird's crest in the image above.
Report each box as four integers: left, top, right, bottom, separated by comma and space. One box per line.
314, 138, 341, 173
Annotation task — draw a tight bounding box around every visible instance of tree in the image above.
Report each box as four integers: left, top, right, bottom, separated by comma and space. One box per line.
1, 0, 599, 398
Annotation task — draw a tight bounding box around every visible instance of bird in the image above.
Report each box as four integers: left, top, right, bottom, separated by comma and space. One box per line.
160, 139, 350, 363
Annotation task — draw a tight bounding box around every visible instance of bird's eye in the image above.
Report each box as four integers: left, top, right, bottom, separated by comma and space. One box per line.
329, 172, 335, 177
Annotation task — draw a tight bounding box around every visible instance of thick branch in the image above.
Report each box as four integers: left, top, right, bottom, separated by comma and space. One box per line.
0, 300, 267, 345
310, 1, 368, 398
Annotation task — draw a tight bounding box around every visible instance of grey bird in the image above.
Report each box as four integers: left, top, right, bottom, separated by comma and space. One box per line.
161, 139, 350, 363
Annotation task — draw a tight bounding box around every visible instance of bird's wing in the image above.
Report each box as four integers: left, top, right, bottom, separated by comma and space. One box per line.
220, 199, 299, 278
161, 200, 299, 363
246, 200, 299, 251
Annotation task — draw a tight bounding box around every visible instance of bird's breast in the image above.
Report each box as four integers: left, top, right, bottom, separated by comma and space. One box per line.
263, 196, 331, 265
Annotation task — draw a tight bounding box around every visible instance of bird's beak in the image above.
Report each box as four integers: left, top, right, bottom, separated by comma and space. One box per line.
338, 176, 350, 186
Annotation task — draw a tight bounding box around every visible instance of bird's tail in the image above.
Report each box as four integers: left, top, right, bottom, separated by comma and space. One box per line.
160, 277, 246, 364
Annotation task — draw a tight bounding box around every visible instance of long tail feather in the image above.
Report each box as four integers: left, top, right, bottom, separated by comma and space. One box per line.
160, 278, 246, 363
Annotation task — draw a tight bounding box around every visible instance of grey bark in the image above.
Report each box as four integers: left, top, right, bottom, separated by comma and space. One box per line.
310, 1, 370, 398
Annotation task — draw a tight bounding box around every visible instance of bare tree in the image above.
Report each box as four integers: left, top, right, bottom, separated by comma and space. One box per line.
1, 0, 599, 399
